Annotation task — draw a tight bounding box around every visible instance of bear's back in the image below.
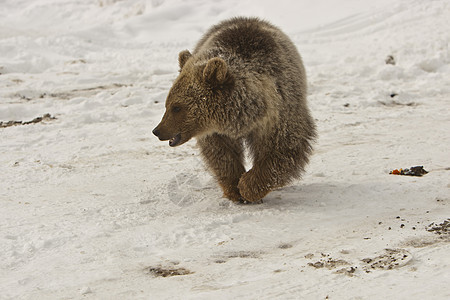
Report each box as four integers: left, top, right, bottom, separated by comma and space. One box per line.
194, 17, 305, 92
195, 18, 277, 59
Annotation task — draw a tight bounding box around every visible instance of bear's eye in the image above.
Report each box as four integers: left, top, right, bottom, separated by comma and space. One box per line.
172, 106, 181, 113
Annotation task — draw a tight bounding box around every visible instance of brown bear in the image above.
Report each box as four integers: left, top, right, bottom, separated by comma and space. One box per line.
153, 17, 316, 203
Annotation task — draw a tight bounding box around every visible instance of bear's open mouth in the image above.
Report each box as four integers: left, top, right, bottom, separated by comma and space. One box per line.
169, 133, 182, 147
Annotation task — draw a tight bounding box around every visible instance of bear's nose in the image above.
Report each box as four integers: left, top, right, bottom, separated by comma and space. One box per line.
152, 128, 160, 137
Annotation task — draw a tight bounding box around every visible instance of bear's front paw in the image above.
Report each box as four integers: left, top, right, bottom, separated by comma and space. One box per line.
223, 190, 243, 203
238, 171, 270, 203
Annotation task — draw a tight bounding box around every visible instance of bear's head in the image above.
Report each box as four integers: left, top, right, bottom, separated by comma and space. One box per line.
152, 50, 234, 147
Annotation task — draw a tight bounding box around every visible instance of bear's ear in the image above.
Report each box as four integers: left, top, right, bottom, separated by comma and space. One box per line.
203, 57, 229, 86
178, 50, 192, 70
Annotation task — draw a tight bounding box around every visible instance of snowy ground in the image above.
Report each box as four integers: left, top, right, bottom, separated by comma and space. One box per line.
1, 0, 449, 299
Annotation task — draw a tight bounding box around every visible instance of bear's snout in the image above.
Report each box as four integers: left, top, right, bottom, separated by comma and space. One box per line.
152, 124, 184, 147
152, 126, 169, 141
152, 127, 160, 137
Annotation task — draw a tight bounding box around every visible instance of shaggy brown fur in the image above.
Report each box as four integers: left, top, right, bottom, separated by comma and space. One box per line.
153, 17, 316, 203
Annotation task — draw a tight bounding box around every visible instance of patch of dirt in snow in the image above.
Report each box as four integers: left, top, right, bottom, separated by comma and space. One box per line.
306, 253, 357, 277
426, 219, 450, 235
305, 248, 414, 276
361, 248, 412, 271
146, 266, 193, 278
307, 253, 350, 270
0, 113, 56, 128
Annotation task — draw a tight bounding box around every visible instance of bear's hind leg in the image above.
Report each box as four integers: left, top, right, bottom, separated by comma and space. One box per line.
197, 134, 246, 203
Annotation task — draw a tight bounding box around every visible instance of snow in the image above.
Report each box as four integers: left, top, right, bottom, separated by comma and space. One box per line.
1, 0, 449, 299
